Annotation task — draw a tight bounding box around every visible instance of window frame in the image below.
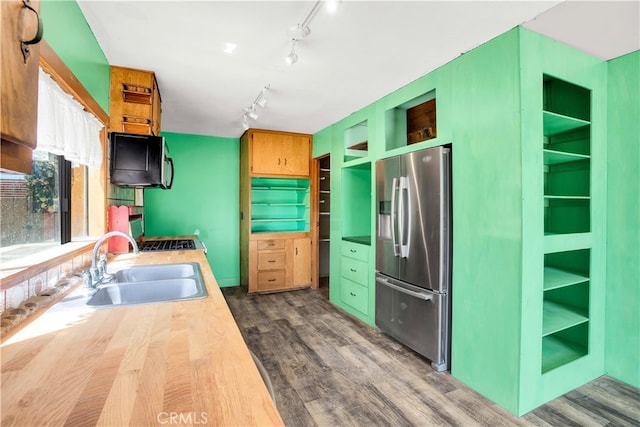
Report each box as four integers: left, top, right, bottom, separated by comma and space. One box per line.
0, 41, 109, 290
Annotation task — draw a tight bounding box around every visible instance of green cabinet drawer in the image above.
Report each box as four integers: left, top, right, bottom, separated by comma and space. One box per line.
341, 241, 369, 262
340, 278, 369, 315
341, 257, 368, 286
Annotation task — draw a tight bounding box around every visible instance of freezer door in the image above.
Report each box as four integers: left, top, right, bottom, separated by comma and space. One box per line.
375, 156, 401, 279
398, 146, 451, 293
375, 273, 449, 371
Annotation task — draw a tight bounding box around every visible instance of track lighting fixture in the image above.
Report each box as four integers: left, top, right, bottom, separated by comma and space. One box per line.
241, 84, 270, 130
286, 40, 299, 65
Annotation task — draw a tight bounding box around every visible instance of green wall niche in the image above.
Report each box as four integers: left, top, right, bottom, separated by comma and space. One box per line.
40, 0, 110, 113
144, 133, 240, 287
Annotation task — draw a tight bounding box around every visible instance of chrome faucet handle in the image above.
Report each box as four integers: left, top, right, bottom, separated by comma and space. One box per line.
82, 270, 93, 289
98, 254, 107, 276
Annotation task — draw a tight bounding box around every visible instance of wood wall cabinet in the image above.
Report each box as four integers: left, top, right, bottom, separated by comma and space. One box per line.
240, 128, 314, 293
1, 0, 42, 174
109, 66, 161, 135
244, 129, 311, 177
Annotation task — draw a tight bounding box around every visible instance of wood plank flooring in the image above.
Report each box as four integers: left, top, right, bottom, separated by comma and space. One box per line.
222, 285, 640, 427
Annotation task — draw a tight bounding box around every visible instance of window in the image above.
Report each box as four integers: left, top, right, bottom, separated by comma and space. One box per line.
0, 150, 90, 263
0, 70, 99, 266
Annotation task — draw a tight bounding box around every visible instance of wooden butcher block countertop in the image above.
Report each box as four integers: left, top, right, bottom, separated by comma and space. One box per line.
1, 250, 284, 426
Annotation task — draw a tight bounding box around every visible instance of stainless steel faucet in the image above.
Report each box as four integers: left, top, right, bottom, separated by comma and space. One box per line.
88, 231, 140, 288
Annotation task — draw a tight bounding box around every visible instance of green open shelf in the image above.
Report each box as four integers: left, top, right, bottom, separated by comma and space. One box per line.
543, 267, 589, 291
542, 300, 589, 336
543, 110, 590, 137
543, 149, 590, 165
541, 335, 588, 374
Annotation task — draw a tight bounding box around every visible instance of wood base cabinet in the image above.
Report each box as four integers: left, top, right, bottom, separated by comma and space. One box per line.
247, 234, 311, 293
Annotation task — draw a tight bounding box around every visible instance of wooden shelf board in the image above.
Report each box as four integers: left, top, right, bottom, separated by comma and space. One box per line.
542, 300, 588, 336
541, 335, 588, 374
543, 267, 589, 291
252, 186, 308, 191
543, 110, 590, 136
543, 149, 590, 165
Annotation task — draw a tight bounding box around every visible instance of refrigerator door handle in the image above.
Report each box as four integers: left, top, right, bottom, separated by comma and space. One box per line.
399, 176, 411, 258
391, 177, 399, 256
376, 276, 434, 301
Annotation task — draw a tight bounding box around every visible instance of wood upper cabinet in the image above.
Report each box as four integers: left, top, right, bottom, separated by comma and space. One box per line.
109, 65, 161, 135
1, 0, 43, 174
247, 129, 311, 177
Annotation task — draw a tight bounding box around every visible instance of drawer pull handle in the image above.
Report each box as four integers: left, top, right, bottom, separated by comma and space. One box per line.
268, 279, 276, 282
268, 260, 276, 263
350, 268, 356, 272
350, 292, 356, 296
350, 249, 356, 253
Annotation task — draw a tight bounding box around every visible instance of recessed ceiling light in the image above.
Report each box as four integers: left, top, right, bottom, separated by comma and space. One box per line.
224, 43, 237, 54
325, 0, 338, 13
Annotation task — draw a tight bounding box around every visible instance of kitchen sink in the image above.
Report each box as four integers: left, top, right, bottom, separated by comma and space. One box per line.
87, 262, 207, 307
113, 263, 198, 283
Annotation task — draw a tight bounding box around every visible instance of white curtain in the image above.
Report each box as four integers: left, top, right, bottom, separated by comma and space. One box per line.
37, 68, 103, 169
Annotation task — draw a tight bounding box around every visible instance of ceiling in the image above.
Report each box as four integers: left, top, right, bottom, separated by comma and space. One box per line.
77, 1, 639, 138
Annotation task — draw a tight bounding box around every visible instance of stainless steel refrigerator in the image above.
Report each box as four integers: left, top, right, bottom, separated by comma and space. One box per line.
375, 145, 451, 371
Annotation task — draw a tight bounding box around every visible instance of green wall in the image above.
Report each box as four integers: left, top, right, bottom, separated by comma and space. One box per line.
144, 133, 240, 287
40, 0, 110, 113
447, 28, 524, 412
605, 51, 640, 387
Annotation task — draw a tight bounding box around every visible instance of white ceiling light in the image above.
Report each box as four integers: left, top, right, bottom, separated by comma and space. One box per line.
325, 0, 339, 14
224, 42, 237, 54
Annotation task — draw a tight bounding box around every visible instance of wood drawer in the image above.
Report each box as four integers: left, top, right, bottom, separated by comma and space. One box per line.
340, 278, 369, 315
257, 270, 286, 291
341, 257, 368, 286
257, 239, 285, 251
257, 252, 286, 270
341, 241, 369, 262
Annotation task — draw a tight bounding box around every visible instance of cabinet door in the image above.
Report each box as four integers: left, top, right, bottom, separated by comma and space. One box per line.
292, 237, 311, 287
251, 132, 284, 175
110, 66, 154, 135
1, 0, 41, 174
281, 134, 310, 176
151, 77, 161, 135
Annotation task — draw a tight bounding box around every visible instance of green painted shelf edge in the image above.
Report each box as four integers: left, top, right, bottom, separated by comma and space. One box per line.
544, 232, 592, 254
541, 335, 588, 374
543, 267, 589, 291
544, 195, 590, 200
252, 187, 308, 191
543, 110, 590, 136
543, 149, 590, 165
251, 218, 307, 222
251, 203, 309, 209
542, 300, 589, 336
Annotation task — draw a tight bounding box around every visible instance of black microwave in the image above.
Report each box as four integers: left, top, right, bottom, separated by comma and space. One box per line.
109, 132, 174, 189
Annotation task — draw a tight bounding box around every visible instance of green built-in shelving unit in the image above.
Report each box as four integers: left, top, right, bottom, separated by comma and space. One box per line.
250, 177, 310, 233
541, 76, 592, 374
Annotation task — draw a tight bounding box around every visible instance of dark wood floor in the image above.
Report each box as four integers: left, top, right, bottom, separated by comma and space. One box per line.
222, 284, 640, 427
